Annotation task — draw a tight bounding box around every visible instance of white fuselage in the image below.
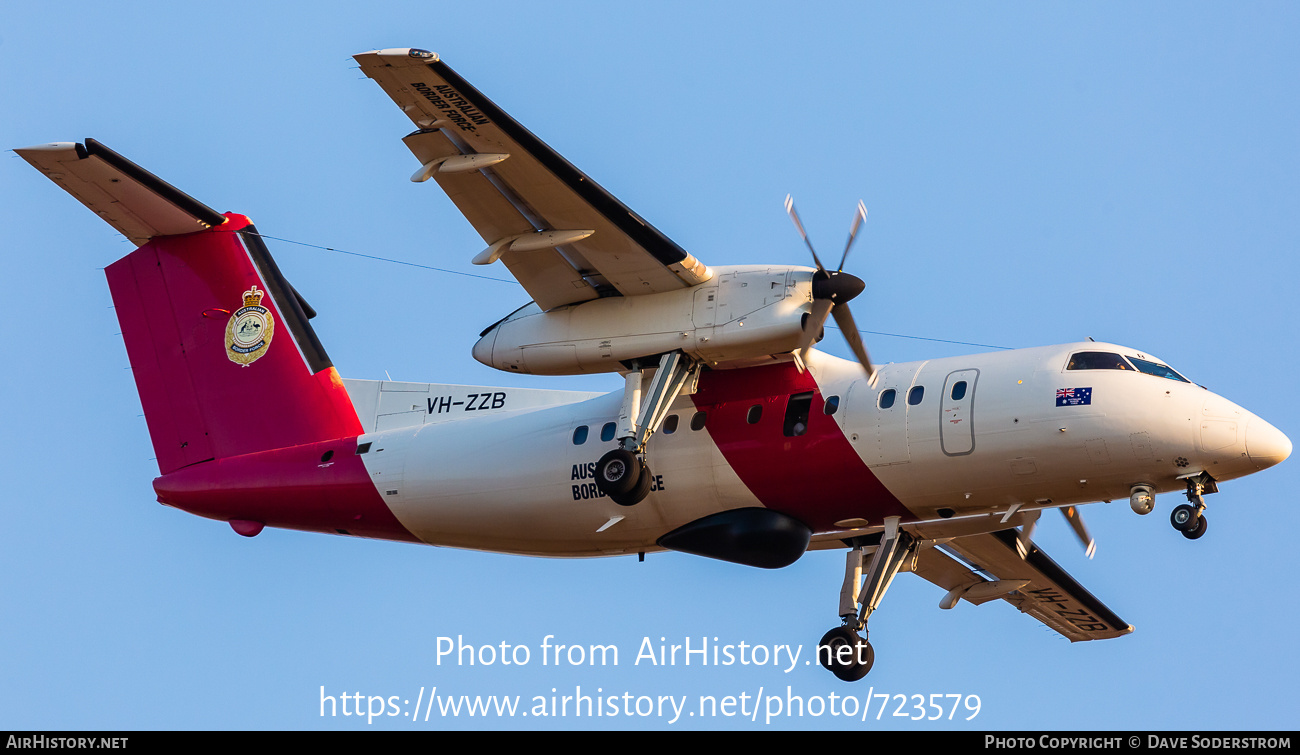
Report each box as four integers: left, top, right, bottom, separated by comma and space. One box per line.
343, 341, 1287, 557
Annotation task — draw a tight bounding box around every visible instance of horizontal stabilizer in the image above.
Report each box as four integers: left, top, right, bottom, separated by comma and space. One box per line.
15, 139, 226, 245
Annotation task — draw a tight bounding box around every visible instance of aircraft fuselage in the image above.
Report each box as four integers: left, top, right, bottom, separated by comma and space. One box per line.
153, 341, 1288, 556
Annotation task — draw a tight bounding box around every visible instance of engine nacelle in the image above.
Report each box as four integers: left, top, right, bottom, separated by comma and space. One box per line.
473, 265, 816, 375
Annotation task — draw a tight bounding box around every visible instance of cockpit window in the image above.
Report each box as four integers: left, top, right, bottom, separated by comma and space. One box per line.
1066, 351, 1133, 371
1127, 356, 1190, 383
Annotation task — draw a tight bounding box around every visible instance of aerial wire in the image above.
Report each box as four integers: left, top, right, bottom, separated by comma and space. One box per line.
246, 231, 516, 284
828, 325, 1012, 351
251, 231, 1014, 351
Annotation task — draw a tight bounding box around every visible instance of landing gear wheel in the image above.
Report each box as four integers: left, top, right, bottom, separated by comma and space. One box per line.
1170, 504, 1198, 532
595, 449, 640, 497
818, 626, 874, 682
611, 460, 652, 506
1182, 515, 1208, 540
836, 641, 873, 682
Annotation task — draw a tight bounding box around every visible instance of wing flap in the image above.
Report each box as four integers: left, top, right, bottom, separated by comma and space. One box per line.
913, 529, 1133, 642
355, 48, 712, 309
15, 140, 226, 245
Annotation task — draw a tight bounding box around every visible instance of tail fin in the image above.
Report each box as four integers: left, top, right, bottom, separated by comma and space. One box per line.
21, 140, 362, 473
107, 217, 363, 473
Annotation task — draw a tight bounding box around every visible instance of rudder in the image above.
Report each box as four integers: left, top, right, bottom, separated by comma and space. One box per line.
106, 214, 363, 474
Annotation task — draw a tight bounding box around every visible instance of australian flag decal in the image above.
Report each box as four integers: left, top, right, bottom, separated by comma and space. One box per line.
1056, 387, 1093, 407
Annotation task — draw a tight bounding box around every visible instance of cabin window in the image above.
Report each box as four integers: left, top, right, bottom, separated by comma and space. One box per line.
1067, 351, 1132, 371
783, 392, 813, 437
747, 405, 763, 424
823, 395, 840, 415
356, 442, 372, 455
600, 422, 617, 442
950, 381, 967, 401
908, 386, 925, 406
572, 426, 588, 445
879, 389, 896, 409
663, 414, 679, 435
690, 411, 708, 431
1128, 356, 1191, 383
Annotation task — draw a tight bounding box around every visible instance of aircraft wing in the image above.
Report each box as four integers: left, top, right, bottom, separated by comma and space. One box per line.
354, 48, 713, 311
912, 529, 1134, 642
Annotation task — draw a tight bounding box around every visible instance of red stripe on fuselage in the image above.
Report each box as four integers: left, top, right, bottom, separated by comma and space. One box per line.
691, 362, 911, 532
153, 435, 420, 543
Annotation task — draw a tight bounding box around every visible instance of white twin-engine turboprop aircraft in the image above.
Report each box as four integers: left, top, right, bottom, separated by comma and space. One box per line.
18, 48, 1290, 682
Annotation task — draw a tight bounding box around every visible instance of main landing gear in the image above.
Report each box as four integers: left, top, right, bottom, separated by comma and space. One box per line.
1170, 472, 1217, 540
819, 516, 919, 682
594, 351, 700, 507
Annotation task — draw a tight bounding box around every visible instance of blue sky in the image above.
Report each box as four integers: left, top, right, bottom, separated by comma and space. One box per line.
3, 1, 1298, 730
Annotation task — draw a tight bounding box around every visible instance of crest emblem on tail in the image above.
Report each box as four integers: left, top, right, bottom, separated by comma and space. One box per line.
225, 285, 275, 366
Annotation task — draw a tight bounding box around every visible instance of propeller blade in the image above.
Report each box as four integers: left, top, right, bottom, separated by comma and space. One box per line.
784, 194, 826, 272
837, 200, 867, 272
830, 303, 876, 383
795, 299, 834, 372
1060, 506, 1097, 559
1016, 510, 1041, 559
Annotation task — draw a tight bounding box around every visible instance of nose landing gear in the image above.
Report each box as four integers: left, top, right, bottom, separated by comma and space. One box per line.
1170, 503, 1208, 540
1171, 473, 1217, 540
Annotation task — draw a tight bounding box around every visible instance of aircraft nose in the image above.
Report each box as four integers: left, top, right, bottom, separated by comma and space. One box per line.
1245, 417, 1292, 470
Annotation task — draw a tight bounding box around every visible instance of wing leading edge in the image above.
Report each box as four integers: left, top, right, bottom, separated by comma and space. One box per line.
913, 529, 1134, 642
354, 48, 712, 311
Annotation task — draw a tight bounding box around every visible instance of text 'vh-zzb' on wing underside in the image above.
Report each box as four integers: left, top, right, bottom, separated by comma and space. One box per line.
913, 529, 1134, 642
354, 48, 712, 311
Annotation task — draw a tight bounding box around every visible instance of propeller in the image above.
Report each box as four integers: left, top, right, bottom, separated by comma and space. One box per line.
784, 195, 876, 383
1061, 505, 1097, 559
1015, 510, 1041, 559
1015, 506, 1096, 560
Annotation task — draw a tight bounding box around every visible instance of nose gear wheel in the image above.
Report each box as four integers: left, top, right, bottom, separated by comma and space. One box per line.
1172, 472, 1215, 539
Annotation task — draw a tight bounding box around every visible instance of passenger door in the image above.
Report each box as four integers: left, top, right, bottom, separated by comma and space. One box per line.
940, 369, 979, 456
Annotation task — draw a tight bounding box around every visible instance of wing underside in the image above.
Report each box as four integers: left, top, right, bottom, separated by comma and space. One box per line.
913, 529, 1133, 642
354, 48, 711, 311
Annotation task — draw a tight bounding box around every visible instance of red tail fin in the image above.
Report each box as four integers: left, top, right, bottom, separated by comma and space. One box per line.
106, 213, 362, 474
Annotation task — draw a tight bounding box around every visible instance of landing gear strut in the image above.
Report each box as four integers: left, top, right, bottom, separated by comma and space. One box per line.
1171, 472, 1216, 540
819, 516, 918, 682
593, 351, 699, 506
